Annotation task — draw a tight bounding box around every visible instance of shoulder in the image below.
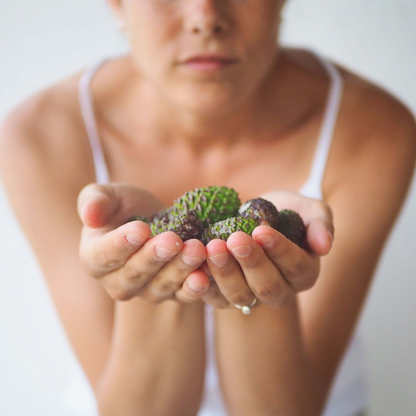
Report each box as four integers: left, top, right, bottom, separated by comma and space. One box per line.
0, 72, 83, 160
0, 72, 94, 193
297, 58, 416, 382
282, 48, 416, 169
337, 62, 416, 154
316, 62, 416, 265
0, 71, 98, 240
326, 62, 416, 200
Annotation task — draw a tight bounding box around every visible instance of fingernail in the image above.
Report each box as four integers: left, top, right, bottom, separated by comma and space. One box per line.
155, 246, 179, 260
187, 279, 205, 293
254, 235, 275, 249
209, 252, 229, 267
125, 233, 145, 246
181, 254, 202, 267
229, 244, 253, 258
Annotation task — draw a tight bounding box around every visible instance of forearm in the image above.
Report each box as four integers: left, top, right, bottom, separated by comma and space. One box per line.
96, 299, 205, 416
215, 298, 326, 416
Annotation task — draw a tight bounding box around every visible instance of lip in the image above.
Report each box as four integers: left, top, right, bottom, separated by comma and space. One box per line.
179, 54, 238, 72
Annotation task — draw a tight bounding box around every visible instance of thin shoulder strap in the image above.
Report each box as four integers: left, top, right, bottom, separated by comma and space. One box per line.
299, 56, 344, 200
78, 60, 110, 184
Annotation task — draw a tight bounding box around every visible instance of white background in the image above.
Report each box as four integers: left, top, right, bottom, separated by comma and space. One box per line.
1, 0, 416, 415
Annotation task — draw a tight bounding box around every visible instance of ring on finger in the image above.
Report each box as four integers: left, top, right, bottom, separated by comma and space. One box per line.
234, 297, 258, 315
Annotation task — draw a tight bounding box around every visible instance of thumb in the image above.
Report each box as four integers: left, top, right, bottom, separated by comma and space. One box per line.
77, 183, 164, 229
77, 183, 120, 228
306, 217, 334, 256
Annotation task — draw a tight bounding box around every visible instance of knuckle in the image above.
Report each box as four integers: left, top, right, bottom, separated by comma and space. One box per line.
158, 279, 182, 294
273, 237, 289, 257
177, 290, 201, 303
255, 282, 280, 301
207, 282, 222, 299
276, 287, 292, 306
266, 286, 292, 308
323, 201, 333, 218
284, 260, 305, 280
206, 294, 229, 309
145, 293, 165, 304
254, 278, 291, 306
96, 250, 124, 271
81, 260, 101, 279
79, 250, 101, 278
175, 292, 192, 303
211, 298, 229, 309
174, 294, 188, 304
204, 284, 229, 308
240, 256, 262, 270
295, 272, 318, 292
228, 292, 253, 306
141, 282, 176, 304
102, 270, 142, 301
109, 286, 134, 301
149, 254, 171, 266
124, 269, 146, 284
314, 200, 334, 223
287, 260, 319, 292
312, 198, 326, 210
299, 277, 316, 291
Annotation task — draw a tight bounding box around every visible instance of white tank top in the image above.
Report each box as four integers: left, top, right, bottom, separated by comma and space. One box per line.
78, 55, 368, 416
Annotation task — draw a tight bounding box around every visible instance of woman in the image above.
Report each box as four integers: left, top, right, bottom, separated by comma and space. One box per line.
0, 0, 415, 415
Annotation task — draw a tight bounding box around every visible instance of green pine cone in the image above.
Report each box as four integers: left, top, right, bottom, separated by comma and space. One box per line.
150, 207, 174, 223
239, 198, 279, 229
173, 186, 241, 228
203, 216, 258, 244
150, 210, 204, 242
277, 209, 306, 247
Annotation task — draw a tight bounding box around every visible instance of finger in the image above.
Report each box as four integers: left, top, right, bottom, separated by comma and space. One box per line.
306, 216, 334, 256
206, 238, 257, 308
175, 270, 211, 303
139, 239, 208, 302
201, 277, 230, 309
259, 191, 334, 256
78, 183, 120, 228
226, 231, 293, 306
80, 219, 151, 278
252, 226, 319, 292
294, 197, 334, 255
197, 261, 230, 308
77, 182, 163, 229
101, 231, 183, 301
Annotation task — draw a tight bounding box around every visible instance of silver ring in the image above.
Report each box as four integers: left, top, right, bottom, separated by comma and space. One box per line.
234, 298, 258, 315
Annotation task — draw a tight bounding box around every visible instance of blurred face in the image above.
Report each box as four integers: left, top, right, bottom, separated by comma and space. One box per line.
109, 0, 285, 113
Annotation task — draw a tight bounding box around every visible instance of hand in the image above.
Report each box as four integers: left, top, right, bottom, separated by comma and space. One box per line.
202, 191, 334, 309
77, 183, 210, 302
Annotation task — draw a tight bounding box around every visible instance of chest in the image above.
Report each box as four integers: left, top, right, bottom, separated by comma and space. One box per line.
98, 126, 320, 207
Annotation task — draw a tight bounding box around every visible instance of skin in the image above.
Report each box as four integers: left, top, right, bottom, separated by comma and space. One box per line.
1, 0, 416, 415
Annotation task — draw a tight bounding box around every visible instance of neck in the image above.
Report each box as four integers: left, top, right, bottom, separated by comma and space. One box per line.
115, 50, 317, 152
141, 65, 288, 151
155, 96, 267, 149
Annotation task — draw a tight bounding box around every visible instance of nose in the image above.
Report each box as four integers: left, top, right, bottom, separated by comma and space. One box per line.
185, 0, 228, 36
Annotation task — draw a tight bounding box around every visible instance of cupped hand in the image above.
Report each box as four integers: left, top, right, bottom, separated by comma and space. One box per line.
261, 190, 334, 256
77, 183, 210, 302
202, 191, 334, 310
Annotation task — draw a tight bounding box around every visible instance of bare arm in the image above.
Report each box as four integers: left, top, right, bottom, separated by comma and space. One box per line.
78, 185, 209, 415
0, 95, 207, 416
206, 197, 332, 416
209, 92, 416, 415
